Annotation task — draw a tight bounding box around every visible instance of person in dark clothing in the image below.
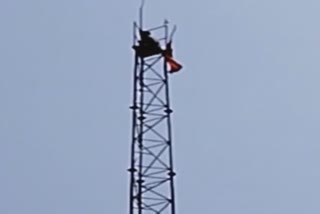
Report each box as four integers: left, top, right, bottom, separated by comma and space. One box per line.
133, 30, 163, 57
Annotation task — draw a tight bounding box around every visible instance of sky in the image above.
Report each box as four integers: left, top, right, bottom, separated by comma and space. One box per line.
1, 0, 320, 213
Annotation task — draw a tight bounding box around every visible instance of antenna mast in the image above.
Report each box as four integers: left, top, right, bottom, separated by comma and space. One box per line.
128, 2, 181, 214
139, 0, 145, 28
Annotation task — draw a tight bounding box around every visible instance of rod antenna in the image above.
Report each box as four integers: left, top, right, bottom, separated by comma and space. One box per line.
139, 0, 146, 29
169, 25, 177, 42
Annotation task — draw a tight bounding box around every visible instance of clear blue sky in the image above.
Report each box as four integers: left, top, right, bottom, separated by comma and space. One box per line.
1, 0, 320, 213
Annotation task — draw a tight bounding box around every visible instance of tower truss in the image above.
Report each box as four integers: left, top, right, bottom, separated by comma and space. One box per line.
128, 21, 178, 214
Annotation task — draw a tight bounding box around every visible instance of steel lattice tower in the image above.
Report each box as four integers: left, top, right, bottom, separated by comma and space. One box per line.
128, 13, 181, 214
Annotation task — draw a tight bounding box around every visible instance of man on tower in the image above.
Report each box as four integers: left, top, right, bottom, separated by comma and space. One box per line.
133, 30, 163, 58
133, 30, 182, 73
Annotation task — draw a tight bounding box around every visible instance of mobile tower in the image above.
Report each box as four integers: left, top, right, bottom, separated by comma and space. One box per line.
128, 3, 182, 214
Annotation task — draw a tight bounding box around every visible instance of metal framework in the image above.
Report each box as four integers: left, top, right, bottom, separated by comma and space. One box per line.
128, 21, 177, 214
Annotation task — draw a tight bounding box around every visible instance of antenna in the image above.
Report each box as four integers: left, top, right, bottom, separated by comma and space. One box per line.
139, 0, 145, 28
169, 25, 177, 42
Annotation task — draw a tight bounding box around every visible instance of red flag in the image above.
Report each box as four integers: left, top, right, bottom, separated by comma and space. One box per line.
164, 41, 182, 73
165, 56, 182, 73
